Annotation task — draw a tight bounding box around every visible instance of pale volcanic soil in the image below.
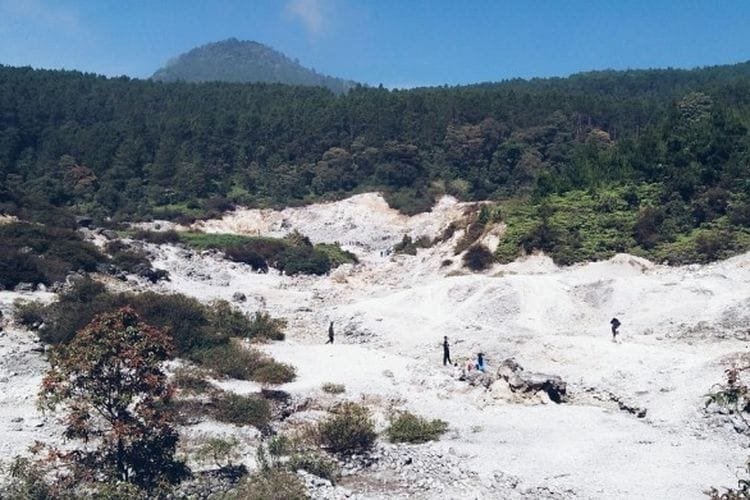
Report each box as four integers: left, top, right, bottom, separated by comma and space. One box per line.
2, 192, 750, 499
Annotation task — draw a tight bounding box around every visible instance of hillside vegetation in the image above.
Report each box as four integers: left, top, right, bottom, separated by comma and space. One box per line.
1, 62, 750, 264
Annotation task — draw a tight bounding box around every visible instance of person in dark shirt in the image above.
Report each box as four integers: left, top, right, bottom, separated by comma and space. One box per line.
610, 317, 621, 341
442, 336, 452, 366
326, 321, 334, 344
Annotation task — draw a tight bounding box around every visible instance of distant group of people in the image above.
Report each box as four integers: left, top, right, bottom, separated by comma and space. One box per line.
443, 336, 486, 373
440, 318, 624, 374
323, 316, 623, 373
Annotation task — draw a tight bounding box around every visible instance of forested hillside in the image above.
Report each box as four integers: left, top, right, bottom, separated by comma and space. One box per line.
1, 61, 750, 264
151, 38, 356, 94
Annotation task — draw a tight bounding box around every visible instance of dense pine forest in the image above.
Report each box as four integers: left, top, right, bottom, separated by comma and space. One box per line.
2, 61, 750, 264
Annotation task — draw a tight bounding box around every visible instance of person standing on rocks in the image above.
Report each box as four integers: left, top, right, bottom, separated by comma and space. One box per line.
326, 321, 335, 344
442, 336, 452, 366
610, 317, 621, 342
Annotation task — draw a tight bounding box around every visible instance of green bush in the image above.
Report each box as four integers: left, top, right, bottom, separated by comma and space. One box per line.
321, 383, 345, 394
105, 240, 152, 274
462, 244, 494, 271
252, 361, 297, 385
212, 393, 272, 428
318, 402, 376, 454
246, 311, 287, 341
314, 243, 358, 267
195, 342, 263, 380
14, 300, 46, 328
224, 245, 269, 272
207, 300, 259, 339
394, 234, 432, 255
193, 437, 241, 468
0, 222, 106, 289
385, 411, 448, 444
277, 246, 331, 276
288, 452, 340, 484
172, 367, 214, 395
225, 469, 307, 500
383, 187, 435, 215
196, 341, 295, 384
127, 292, 224, 356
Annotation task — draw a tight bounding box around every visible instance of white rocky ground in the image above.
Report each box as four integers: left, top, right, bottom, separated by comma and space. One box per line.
2, 192, 749, 499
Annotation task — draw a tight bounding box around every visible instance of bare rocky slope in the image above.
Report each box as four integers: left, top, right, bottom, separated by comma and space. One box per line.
2, 193, 749, 499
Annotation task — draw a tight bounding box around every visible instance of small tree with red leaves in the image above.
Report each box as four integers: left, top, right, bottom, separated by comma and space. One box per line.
40, 306, 188, 491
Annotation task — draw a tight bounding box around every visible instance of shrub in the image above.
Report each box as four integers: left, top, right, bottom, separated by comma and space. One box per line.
633, 206, 666, 249
385, 410, 448, 444
394, 235, 418, 255
0, 222, 106, 289
394, 234, 432, 255
105, 240, 152, 274
224, 246, 269, 272
246, 311, 287, 341
383, 188, 435, 215
288, 452, 341, 484
225, 470, 307, 500
172, 366, 214, 395
318, 402, 376, 454
196, 341, 295, 384
314, 243, 359, 267
14, 300, 46, 328
462, 244, 494, 271
252, 361, 296, 385
208, 300, 259, 339
195, 342, 262, 380
194, 437, 241, 468
278, 246, 331, 276
212, 393, 272, 428
321, 383, 345, 394
126, 292, 223, 356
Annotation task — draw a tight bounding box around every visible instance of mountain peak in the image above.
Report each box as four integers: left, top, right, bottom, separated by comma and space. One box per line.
151, 39, 356, 94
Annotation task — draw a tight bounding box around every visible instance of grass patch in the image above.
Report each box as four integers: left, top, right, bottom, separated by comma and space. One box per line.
131, 229, 181, 245
179, 231, 355, 276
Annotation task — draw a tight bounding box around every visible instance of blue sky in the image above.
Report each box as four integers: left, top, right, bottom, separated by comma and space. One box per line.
0, 0, 748, 88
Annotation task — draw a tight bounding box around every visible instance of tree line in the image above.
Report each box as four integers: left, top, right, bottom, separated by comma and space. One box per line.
1, 62, 749, 262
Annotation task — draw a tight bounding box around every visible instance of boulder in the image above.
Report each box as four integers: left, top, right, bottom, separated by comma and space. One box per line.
232, 292, 247, 302
496, 358, 567, 403
14, 282, 34, 292
75, 216, 93, 227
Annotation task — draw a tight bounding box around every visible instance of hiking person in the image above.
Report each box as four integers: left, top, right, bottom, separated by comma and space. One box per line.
475, 352, 486, 372
326, 321, 334, 344
610, 317, 621, 341
442, 336, 452, 366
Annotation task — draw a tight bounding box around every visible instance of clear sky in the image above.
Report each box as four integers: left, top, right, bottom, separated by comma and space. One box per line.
1, 0, 749, 88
